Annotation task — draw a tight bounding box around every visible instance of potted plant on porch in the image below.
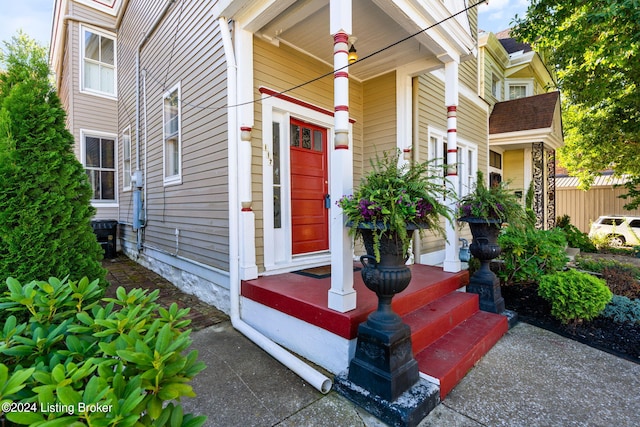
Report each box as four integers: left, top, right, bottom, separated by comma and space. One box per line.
457, 171, 526, 315
338, 149, 454, 265
334, 149, 453, 407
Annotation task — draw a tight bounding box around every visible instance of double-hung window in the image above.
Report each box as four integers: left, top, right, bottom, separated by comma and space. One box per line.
163, 83, 181, 184
81, 26, 116, 97
83, 132, 116, 202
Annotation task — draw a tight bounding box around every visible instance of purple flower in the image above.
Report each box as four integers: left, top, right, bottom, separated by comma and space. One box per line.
357, 199, 381, 221
416, 199, 433, 218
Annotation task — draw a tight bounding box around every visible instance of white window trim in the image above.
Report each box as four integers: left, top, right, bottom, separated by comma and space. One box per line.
163, 82, 182, 186
456, 138, 478, 197
491, 71, 502, 101
427, 126, 447, 167
80, 129, 118, 206
427, 126, 477, 197
122, 126, 132, 191
75, 0, 118, 16
79, 24, 117, 99
506, 78, 534, 99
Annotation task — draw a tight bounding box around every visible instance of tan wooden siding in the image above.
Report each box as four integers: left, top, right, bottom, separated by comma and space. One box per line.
504, 149, 525, 190
363, 72, 396, 166
116, 0, 230, 270
459, 57, 477, 94
416, 72, 488, 255
557, 187, 640, 233
253, 38, 364, 271
63, 3, 119, 219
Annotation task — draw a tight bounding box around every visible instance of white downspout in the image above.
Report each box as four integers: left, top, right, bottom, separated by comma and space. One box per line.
218, 17, 332, 394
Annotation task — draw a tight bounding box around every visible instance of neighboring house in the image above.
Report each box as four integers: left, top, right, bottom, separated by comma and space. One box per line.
51, 0, 516, 402
50, 0, 121, 221
478, 29, 564, 229
556, 172, 640, 233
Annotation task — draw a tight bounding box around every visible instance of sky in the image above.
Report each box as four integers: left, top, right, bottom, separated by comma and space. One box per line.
0, 0, 54, 48
0, 0, 529, 51
478, 0, 531, 34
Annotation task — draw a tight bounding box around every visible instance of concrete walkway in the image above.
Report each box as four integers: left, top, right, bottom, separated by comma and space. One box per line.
104, 256, 640, 426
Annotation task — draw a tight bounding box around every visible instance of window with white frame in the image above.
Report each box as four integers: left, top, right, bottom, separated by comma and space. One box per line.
456, 140, 478, 197
81, 26, 116, 97
508, 85, 527, 99
491, 72, 501, 100
83, 132, 116, 201
428, 129, 448, 189
506, 79, 533, 100
163, 83, 181, 184
428, 129, 477, 197
122, 126, 132, 190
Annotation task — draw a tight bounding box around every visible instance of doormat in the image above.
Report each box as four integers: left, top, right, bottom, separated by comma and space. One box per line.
293, 265, 361, 279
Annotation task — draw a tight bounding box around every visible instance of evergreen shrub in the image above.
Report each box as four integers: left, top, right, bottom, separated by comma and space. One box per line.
538, 269, 612, 324
0, 34, 105, 297
602, 295, 640, 324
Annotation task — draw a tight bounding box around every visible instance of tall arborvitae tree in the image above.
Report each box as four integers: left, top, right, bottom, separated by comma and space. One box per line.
0, 32, 106, 285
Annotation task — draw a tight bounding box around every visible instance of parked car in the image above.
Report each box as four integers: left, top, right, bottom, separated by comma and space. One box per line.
589, 215, 640, 247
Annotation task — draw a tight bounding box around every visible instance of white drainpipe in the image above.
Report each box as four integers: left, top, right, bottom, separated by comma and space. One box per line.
218, 17, 332, 394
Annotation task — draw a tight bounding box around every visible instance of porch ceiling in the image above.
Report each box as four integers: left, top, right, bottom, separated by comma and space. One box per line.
252, 0, 470, 81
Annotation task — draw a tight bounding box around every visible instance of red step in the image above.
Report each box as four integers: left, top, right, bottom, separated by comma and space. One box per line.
414, 310, 508, 399
404, 292, 479, 354
392, 267, 468, 316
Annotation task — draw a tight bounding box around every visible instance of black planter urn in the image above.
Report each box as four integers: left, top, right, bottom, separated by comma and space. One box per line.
460, 217, 505, 314
347, 225, 419, 402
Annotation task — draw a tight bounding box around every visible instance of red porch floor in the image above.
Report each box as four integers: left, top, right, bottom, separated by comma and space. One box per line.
241, 263, 508, 399
241, 264, 468, 340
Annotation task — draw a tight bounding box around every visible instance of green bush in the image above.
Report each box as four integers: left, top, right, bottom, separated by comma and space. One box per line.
0, 276, 206, 426
602, 295, 640, 324
538, 269, 612, 324
0, 34, 106, 299
498, 225, 568, 284
555, 215, 597, 252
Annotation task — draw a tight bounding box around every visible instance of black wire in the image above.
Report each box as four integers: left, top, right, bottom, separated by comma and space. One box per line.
142, 0, 487, 113
162, 0, 185, 91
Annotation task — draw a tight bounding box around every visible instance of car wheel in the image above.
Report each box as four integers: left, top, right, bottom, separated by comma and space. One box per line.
608, 235, 626, 247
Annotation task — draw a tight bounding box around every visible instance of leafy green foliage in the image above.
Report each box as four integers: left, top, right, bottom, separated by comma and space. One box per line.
538, 269, 612, 324
498, 226, 568, 284
512, 1, 640, 208
338, 149, 454, 261
457, 171, 528, 226
0, 277, 206, 426
555, 215, 596, 252
602, 295, 640, 324
0, 33, 106, 299
574, 255, 640, 279
574, 255, 640, 299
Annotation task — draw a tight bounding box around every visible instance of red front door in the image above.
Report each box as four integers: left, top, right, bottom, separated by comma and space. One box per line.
290, 119, 329, 254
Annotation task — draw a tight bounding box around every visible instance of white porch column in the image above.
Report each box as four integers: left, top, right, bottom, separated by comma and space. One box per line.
443, 60, 461, 273
237, 27, 258, 280
328, 0, 356, 312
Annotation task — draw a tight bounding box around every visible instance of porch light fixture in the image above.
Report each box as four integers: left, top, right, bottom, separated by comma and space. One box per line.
348, 44, 358, 64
